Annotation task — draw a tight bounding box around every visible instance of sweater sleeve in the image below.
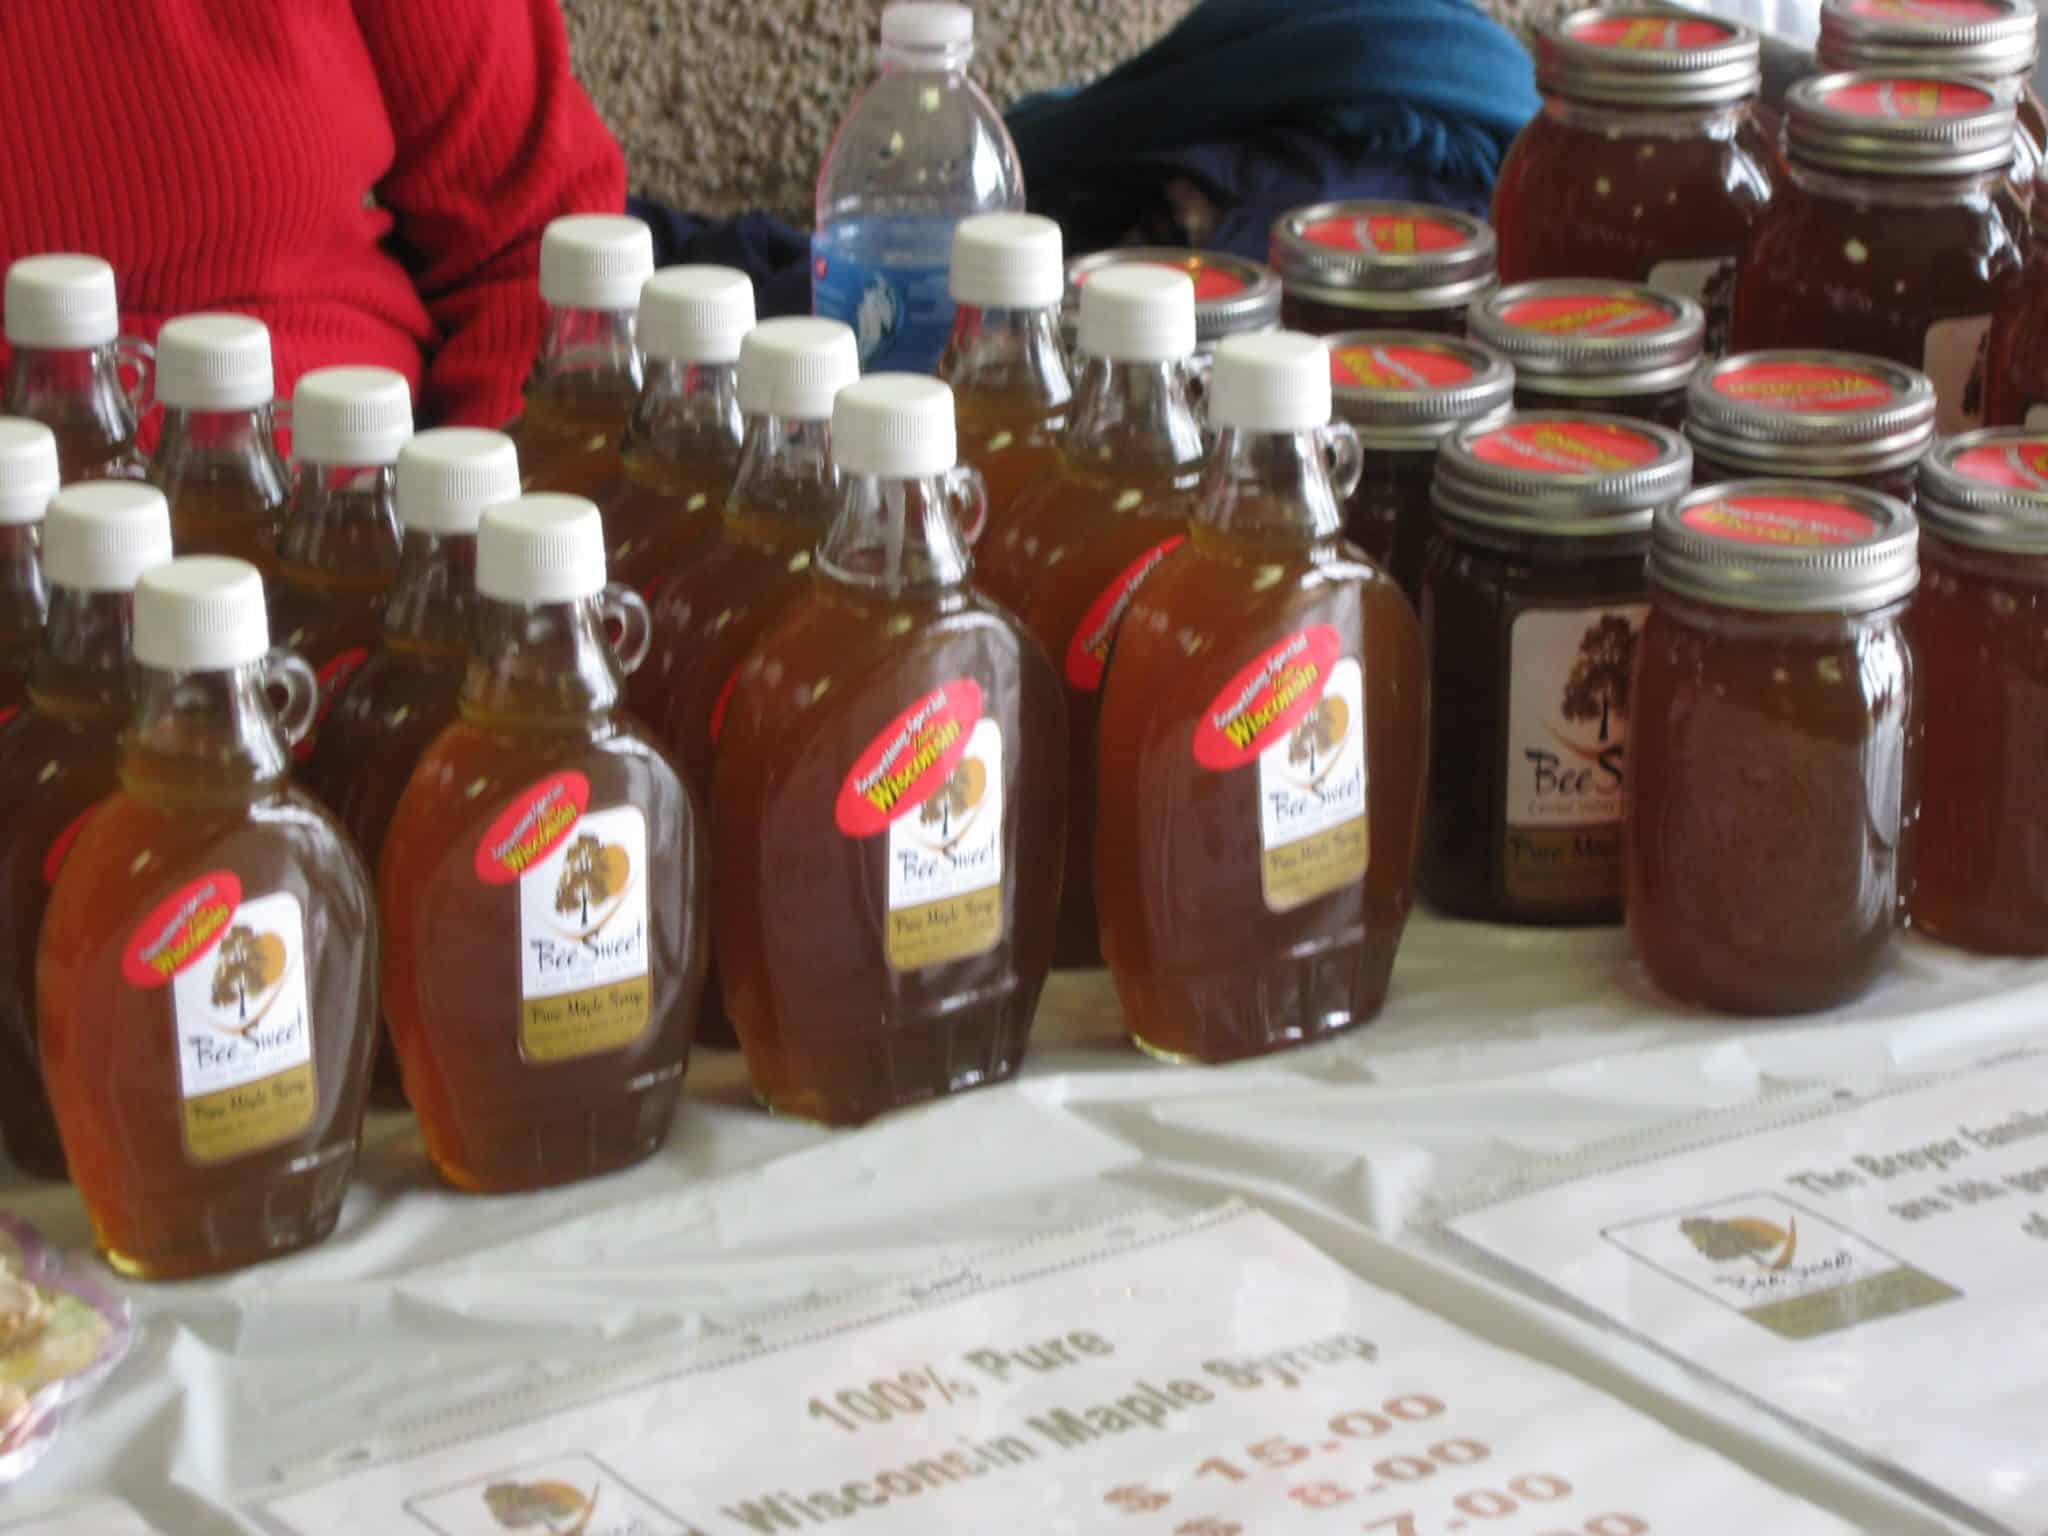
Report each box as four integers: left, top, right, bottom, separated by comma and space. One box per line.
351, 0, 627, 428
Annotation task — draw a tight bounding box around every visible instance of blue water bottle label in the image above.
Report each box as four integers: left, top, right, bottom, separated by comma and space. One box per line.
813, 233, 956, 375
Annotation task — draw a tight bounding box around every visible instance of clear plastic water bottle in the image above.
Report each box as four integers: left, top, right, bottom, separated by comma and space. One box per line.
813, 3, 1026, 375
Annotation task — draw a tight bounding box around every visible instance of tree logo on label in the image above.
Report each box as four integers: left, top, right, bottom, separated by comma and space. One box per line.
915, 756, 989, 849
1561, 614, 1637, 745
552, 833, 632, 938
1284, 694, 1352, 786
208, 924, 290, 1034
483, 1479, 598, 1535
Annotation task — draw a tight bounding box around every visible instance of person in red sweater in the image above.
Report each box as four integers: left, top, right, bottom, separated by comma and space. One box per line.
0, 0, 625, 429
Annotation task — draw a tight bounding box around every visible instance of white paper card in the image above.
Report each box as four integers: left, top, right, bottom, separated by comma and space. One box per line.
249, 1205, 1851, 1536
0, 1497, 161, 1534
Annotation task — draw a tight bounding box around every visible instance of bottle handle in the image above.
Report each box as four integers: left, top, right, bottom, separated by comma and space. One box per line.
946, 465, 990, 547
1320, 420, 1364, 502
261, 650, 321, 747
113, 336, 155, 415
599, 583, 653, 676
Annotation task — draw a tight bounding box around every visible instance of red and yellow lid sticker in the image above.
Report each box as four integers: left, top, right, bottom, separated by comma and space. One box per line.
1820, 78, 1996, 117
475, 770, 591, 885
122, 871, 244, 990
1065, 536, 1185, 692
1496, 290, 1675, 337
1194, 625, 1342, 772
1713, 361, 1895, 412
1567, 14, 1737, 47
1952, 438, 2048, 488
836, 680, 983, 837
1078, 259, 1246, 302
1681, 493, 1879, 545
1843, 0, 2010, 23
41, 806, 96, 886
1301, 214, 1473, 256
1470, 419, 1664, 474
1332, 343, 1479, 391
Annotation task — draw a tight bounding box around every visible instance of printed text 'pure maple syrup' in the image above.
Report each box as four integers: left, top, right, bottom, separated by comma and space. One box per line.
39, 557, 377, 1278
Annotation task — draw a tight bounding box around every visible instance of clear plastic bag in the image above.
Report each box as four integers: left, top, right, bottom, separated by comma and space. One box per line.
0, 1216, 133, 1485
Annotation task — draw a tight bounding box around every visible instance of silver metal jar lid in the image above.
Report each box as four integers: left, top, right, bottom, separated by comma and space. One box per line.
1786, 71, 2018, 177
1686, 350, 1938, 478
1269, 201, 1497, 311
1818, 0, 2037, 85
1327, 331, 1516, 448
1469, 280, 1704, 397
1916, 429, 2048, 552
1433, 413, 1692, 538
1063, 248, 1282, 349
1654, 481, 1919, 610
1539, 7, 1763, 108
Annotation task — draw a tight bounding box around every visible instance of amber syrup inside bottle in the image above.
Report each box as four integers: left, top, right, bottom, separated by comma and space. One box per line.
510, 216, 656, 503
938, 214, 1073, 543
600, 266, 753, 597
302, 429, 522, 1101
268, 368, 413, 761
635, 317, 858, 1047
0, 420, 57, 726
0, 483, 171, 1178
149, 314, 292, 583
715, 375, 1067, 1125
38, 557, 377, 1277
5, 256, 151, 483
1096, 333, 1428, 1063
974, 266, 1207, 966
380, 495, 705, 1191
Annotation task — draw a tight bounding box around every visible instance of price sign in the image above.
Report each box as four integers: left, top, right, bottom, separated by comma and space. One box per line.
249, 1206, 1851, 1536
1444, 1054, 2048, 1533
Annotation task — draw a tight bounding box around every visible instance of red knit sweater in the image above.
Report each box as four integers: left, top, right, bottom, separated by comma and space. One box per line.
0, 0, 626, 429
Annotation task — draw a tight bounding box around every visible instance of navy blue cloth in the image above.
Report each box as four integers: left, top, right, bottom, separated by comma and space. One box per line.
627, 200, 814, 318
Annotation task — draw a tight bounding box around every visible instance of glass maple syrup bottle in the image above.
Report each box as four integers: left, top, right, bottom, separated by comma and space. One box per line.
0, 421, 59, 728
0, 483, 173, 1178
636, 317, 859, 1046
715, 375, 1067, 1124
380, 495, 705, 1190
4, 255, 150, 482
602, 266, 755, 597
1097, 332, 1427, 1063
269, 367, 414, 760
975, 264, 1207, 966
38, 557, 377, 1278
150, 314, 292, 581
511, 216, 657, 502
302, 429, 523, 1099
939, 212, 1073, 542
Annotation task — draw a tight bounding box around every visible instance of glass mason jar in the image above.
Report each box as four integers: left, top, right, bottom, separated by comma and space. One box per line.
1270, 201, 1497, 337
1685, 349, 1938, 500
1985, 162, 2048, 426
1325, 330, 1514, 596
1627, 481, 1920, 1014
1470, 279, 1704, 428
1421, 414, 1690, 925
1492, 6, 1775, 353
1907, 429, 2048, 954
1061, 248, 1281, 359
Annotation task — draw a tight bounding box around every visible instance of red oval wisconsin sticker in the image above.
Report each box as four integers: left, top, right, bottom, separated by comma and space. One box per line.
474, 770, 590, 885
1065, 536, 1185, 692
1193, 626, 1342, 772
836, 680, 983, 838
121, 871, 244, 989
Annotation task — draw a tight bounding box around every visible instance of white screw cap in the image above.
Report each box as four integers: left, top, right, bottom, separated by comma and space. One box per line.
44, 482, 173, 593
397, 429, 523, 536
739, 318, 860, 421
478, 494, 609, 604
5, 255, 119, 350
951, 214, 1063, 309
292, 366, 414, 467
1078, 266, 1197, 363
134, 557, 272, 672
155, 314, 274, 412
882, 2, 973, 49
1209, 332, 1333, 434
833, 374, 957, 478
0, 419, 60, 527
639, 266, 755, 364
540, 215, 656, 312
